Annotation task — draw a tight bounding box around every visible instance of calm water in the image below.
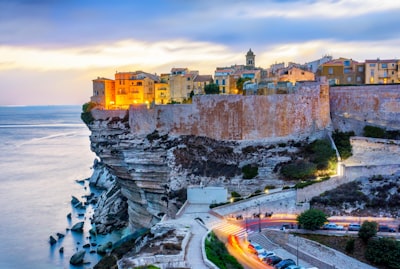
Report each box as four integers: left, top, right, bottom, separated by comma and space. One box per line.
0, 106, 115, 269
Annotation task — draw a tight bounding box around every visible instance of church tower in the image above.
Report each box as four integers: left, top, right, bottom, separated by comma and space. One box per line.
246, 48, 255, 68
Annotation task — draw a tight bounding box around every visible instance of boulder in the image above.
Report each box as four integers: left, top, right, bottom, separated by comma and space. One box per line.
71, 196, 80, 206
69, 250, 86, 265
96, 241, 112, 256
59, 247, 64, 253
71, 221, 84, 233
56, 233, 65, 239
49, 235, 57, 245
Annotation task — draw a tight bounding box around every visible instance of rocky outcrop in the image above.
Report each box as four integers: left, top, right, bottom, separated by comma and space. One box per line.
86, 110, 325, 231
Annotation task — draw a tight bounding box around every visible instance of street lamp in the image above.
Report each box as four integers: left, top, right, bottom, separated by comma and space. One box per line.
256, 201, 261, 232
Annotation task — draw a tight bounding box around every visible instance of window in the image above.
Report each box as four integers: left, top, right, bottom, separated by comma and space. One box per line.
328, 67, 333, 75
358, 66, 364, 72
392, 71, 395, 75
222, 87, 225, 93
222, 79, 225, 85
382, 63, 388, 68
383, 71, 388, 77
215, 79, 219, 85
344, 60, 350, 67
137, 82, 142, 86
187, 77, 190, 81
370, 63, 376, 67
357, 76, 361, 82
347, 77, 352, 82
371, 70, 374, 77
187, 85, 191, 90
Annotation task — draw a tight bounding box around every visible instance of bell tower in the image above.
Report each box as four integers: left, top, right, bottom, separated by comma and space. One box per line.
246, 48, 255, 68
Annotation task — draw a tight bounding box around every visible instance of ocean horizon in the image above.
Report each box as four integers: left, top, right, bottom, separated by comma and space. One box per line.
0, 105, 117, 269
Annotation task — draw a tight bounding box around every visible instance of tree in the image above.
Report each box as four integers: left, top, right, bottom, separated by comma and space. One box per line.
204, 83, 220, 94
296, 209, 327, 230
365, 237, 400, 269
358, 220, 378, 243
236, 77, 251, 94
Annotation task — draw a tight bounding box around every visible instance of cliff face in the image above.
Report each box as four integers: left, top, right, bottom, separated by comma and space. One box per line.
86, 85, 332, 231
87, 111, 324, 231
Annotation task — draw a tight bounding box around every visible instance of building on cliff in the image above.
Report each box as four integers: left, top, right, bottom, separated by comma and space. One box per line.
316, 57, 365, 85
91, 77, 115, 109
365, 58, 400, 84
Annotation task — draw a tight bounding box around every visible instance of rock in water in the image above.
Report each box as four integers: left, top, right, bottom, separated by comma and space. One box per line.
49, 235, 57, 245
71, 196, 80, 206
69, 250, 86, 265
71, 221, 84, 233
56, 232, 65, 239
59, 247, 64, 253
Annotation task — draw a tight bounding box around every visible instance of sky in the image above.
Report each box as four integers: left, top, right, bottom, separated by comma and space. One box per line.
1, 0, 400, 105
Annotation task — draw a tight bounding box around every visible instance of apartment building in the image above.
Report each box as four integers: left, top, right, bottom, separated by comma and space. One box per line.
365, 59, 400, 84
114, 71, 159, 109
91, 77, 115, 109
317, 58, 365, 85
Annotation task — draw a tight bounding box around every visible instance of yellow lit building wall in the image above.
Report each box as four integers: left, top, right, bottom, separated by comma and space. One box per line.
91, 78, 115, 109
155, 82, 170, 104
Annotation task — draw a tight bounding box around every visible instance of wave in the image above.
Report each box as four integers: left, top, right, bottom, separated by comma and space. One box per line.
15, 131, 86, 147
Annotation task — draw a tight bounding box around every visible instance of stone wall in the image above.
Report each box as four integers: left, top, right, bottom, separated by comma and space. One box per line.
330, 84, 400, 134
129, 81, 331, 141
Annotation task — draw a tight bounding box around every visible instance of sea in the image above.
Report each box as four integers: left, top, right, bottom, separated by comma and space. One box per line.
0, 105, 120, 269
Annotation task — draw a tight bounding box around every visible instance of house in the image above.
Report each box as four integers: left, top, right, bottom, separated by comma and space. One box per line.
90, 77, 115, 109
365, 59, 400, 84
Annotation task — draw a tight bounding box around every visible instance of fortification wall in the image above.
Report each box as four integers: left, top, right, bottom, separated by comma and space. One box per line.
129, 82, 331, 141
330, 85, 400, 134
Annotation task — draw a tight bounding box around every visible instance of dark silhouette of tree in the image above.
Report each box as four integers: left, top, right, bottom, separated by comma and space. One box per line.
204, 83, 220, 94
297, 209, 327, 230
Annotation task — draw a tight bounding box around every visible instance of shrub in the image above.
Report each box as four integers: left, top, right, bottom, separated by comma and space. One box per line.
242, 164, 258, 179
358, 221, 378, 243
281, 160, 317, 180
345, 238, 355, 254
81, 101, 97, 125
205, 232, 243, 269
364, 125, 385, 138
365, 237, 400, 269
297, 209, 327, 230
231, 191, 241, 198
332, 130, 354, 160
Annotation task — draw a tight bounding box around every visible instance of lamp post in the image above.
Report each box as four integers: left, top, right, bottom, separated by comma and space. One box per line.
296, 235, 299, 265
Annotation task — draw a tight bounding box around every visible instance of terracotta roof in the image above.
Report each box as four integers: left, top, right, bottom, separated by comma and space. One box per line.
193, 75, 213, 82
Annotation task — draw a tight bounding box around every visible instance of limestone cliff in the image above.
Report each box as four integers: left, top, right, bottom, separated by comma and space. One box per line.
85, 85, 332, 231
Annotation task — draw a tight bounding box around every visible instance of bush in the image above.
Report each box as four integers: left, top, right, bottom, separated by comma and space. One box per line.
345, 238, 355, 254
231, 191, 241, 198
242, 164, 258, 179
358, 221, 378, 243
297, 209, 327, 230
332, 130, 354, 160
364, 125, 385, 138
204, 83, 220, 94
281, 160, 317, 180
205, 232, 243, 269
365, 237, 400, 269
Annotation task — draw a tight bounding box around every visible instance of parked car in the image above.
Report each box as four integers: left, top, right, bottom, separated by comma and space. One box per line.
322, 223, 344, 230
248, 242, 268, 260
378, 225, 396, 233
274, 258, 296, 269
265, 255, 282, 265
348, 223, 361, 231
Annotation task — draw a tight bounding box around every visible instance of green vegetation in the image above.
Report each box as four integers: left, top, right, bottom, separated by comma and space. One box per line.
296, 209, 327, 230
358, 221, 378, 243
294, 177, 330, 189
204, 83, 220, 94
205, 232, 243, 269
81, 101, 97, 125
236, 77, 252, 94
280, 139, 337, 181
332, 130, 354, 160
364, 125, 385, 138
363, 125, 400, 140
242, 164, 258, 179
345, 238, 355, 254
365, 237, 400, 269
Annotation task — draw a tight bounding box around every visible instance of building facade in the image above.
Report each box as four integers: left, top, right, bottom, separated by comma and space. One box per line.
91, 77, 115, 109
365, 59, 400, 84
317, 58, 365, 85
